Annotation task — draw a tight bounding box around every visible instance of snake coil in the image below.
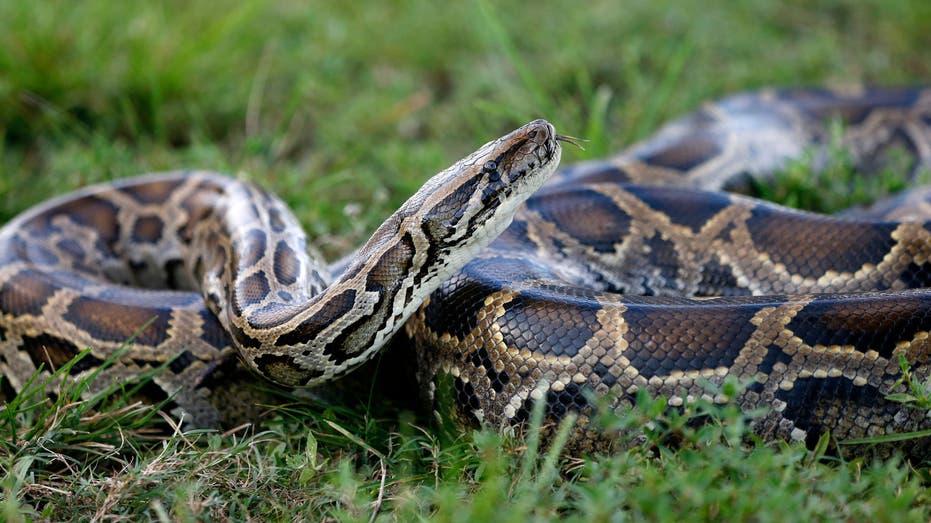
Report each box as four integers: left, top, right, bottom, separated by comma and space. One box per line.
2, 88, 931, 455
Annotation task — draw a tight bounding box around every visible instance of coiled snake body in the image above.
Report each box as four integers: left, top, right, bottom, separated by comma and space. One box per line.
3, 88, 931, 454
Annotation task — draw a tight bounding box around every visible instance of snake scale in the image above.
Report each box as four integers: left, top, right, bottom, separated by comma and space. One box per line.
3, 87, 931, 456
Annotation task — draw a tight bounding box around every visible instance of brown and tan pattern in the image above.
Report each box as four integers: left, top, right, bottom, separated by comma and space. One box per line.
3, 89, 931, 453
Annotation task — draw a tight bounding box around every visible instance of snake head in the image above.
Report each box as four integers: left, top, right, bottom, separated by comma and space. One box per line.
296, 120, 563, 386
415, 119, 562, 252
355, 119, 562, 267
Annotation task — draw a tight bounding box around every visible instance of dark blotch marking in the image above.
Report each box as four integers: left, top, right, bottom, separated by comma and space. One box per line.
757, 343, 794, 375
624, 185, 732, 233
422, 278, 497, 340
248, 202, 262, 222
465, 184, 506, 235
498, 288, 599, 358
53, 195, 121, 246
229, 323, 262, 349
0, 269, 60, 316
0, 370, 16, 399
546, 382, 591, 418
638, 134, 723, 172
513, 382, 591, 423
454, 378, 483, 425
56, 238, 86, 263
467, 348, 509, 393
205, 291, 222, 313
785, 294, 931, 359
122, 178, 187, 204
131, 215, 165, 243
235, 272, 270, 309
177, 185, 221, 245
642, 232, 680, 287
745, 205, 897, 276
900, 262, 931, 289
527, 187, 630, 253
320, 303, 385, 366
480, 184, 502, 208
249, 302, 302, 329
776, 376, 881, 447
163, 259, 186, 290
21, 333, 103, 373
623, 301, 761, 377
714, 221, 737, 243
268, 207, 287, 233
128, 259, 150, 279
366, 233, 414, 293
273, 240, 301, 286
275, 289, 356, 347
697, 258, 751, 296
168, 350, 197, 374
62, 295, 173, 346
132, 380, 173, 408
229, 321, 263, 349
198, 308, 231, 349
237, 229, 267, 268
413, 224, 441, 290
593, 362, 618, 388
786, 87, 919, 126
423, 257, 553, 339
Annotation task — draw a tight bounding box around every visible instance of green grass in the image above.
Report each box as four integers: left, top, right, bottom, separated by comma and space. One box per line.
5, 359, 931, 521
2, 0, 931, 520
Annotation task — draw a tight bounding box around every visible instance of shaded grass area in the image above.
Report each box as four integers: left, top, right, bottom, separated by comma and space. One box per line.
4, 357, 931, 521
2, 0, 931, 520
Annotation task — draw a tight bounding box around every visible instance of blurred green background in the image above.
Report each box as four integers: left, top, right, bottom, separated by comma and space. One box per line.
2, 0, 928, 256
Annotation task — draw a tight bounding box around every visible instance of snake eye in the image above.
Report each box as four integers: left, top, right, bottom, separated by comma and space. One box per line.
484, 161, 501, 182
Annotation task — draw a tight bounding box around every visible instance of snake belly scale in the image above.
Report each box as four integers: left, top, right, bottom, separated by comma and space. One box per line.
3, 88, 931, 454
